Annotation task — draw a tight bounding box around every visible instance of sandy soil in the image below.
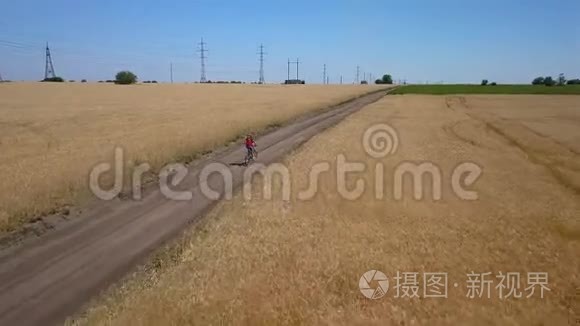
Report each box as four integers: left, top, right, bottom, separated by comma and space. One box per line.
75, 95, 580, 325
0, 82, 381, 232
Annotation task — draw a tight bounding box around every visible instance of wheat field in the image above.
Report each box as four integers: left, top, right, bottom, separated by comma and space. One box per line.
0, 82, 381, 233
73, 95, 580, 325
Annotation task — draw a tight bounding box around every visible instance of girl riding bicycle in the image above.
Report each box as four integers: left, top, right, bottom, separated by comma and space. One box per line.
245, 134, 257, 163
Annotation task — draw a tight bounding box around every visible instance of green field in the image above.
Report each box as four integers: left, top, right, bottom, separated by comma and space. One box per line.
390, 84, 580, 95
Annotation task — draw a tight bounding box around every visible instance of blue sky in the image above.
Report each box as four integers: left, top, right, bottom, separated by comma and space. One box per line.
1, 0, 578, 83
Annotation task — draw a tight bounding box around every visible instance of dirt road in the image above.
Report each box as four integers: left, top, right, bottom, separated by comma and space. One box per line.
0, 90, 388, 326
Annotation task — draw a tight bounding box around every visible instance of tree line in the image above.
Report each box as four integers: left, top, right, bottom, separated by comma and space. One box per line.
41, 71, 139, 84
34, 71, 580, 86
532, 74, 580, 86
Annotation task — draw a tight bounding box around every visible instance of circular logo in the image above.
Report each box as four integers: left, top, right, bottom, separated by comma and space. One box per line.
362, 123, 399, 158
359, 270, 389, 299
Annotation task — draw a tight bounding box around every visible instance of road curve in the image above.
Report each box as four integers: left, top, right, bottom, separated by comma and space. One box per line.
0, 90, 387, 326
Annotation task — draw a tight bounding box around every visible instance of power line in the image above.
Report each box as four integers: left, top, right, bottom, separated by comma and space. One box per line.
197, 38, 207, 83
296, 57, 300, 80
0, 42, 33, 50
0, 39, 39, 50
258, 44, 265, 84
356, 65, 360, 84
0, 38, 197, 61
340, 75, 343, 85
44, 42, 56, 80
0, 40, 128, 67
170, 62, 173, 83
288, 58, 300, 80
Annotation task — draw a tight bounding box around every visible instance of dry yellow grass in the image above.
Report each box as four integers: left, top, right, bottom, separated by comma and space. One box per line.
0, 82, 382, 232
74, 95, 580, 325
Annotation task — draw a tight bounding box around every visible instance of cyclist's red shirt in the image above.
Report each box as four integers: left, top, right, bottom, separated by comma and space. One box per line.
245, 138, 254, 148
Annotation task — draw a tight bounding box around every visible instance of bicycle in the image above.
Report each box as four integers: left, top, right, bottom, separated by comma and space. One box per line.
244, 147, 258, 166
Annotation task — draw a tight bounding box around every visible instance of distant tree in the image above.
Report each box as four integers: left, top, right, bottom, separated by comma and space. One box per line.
106, 80, 114, 83
361, 80, 368, 85
151, 80, 158, 83
567, 78, 580, 85
81, 79, 87, 83
42, 77, 64, 82
98, 80, 104, 83
490, 82, 497, 86
114, 71, 138, 85
481, 79, 489, 86
544, 76, 555, 86
375, 74, 393, 84
69, 80, 75, 82
557, 73, 566, 86
381, 74, 393, 84
532, 77, 545, 85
